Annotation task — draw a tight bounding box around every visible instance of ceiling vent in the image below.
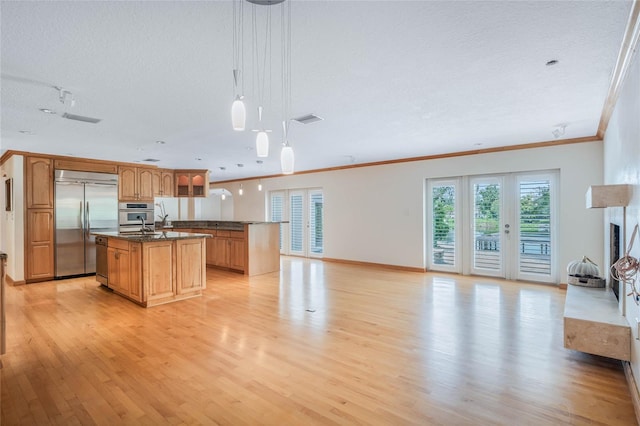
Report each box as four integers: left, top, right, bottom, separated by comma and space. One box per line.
61, 113, 101, 124
292, 114, 323, 124
142, 158, 160, 162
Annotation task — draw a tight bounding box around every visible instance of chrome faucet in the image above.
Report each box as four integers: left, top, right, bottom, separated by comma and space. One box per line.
138, 215, 152, 233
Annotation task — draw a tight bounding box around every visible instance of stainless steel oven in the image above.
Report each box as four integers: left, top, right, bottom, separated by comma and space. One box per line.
118, 202, 155, 232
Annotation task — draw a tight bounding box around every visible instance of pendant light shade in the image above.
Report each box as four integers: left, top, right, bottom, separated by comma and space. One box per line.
231, 95, 246, 131
280, 145, 294, 175
256, 131, 269, 157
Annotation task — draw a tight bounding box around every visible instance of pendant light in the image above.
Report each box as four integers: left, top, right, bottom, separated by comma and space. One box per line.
279, 1, 294, 174
231, 0, 246, 131
255, 106, 270, 157
281, 144, 294, 175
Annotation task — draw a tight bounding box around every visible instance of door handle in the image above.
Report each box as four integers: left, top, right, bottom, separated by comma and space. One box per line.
86, 201, 91, 238
80, 201, 84, 230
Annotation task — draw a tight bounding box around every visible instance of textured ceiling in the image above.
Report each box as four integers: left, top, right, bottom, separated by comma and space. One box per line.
0, 1, 632, 181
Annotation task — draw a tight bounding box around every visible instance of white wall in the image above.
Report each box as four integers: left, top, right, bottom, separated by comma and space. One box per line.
214, 141, 604, 276
0, 155, 25, 282
603, 36, 640, 384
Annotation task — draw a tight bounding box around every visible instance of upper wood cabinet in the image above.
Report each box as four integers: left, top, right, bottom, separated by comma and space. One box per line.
152, 169, 174, 198
118, 166, 154, 201
175, 170, 209, 197
26, 156, 53, 209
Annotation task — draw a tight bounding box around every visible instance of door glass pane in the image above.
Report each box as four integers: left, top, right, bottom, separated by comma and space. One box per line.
309, 191, 324, 255
518, 178, 551, 277
270, 193, 284, 250
290, 193, 304, 253
431, 184, 456, 267
473, 181, 501, 272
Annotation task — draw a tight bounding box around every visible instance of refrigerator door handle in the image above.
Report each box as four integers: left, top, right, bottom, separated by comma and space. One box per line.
80, 200, 84, 231
86, 201, 90, 238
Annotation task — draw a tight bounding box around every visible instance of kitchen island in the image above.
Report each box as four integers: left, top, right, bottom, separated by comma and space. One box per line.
92, 231, 209, 307
163, 221, 280, 276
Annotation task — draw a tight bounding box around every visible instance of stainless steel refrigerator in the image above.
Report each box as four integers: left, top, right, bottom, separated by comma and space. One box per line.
55, 170, 118, 278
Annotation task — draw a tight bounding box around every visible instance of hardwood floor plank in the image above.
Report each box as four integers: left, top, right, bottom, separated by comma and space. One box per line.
1, 257, 636, 425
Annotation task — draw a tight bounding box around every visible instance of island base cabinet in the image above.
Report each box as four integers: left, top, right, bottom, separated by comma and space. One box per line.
144, 241, 175, 303
176, 239, 206, 294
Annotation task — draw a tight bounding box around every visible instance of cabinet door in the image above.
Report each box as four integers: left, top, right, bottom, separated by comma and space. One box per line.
26, 209, 54, 280
137, 168, 154, 201
175, 173, 190, 197
229, 238, 246, 271
176, 239, 205, 294
26, 157, 53, 208
144, 242, 175, 300
151, 169, 162, 198
129, 243, 143, 302
107, 247, 120, 292
214, 237, 229, 267
118, 166, 138, 201
117, 249, 131, 296
161, 171, 174, 197
205, 234, 216, 266
191, 173, 207, 197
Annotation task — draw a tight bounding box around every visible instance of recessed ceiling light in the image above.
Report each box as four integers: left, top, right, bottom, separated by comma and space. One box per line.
19, 130, 34, 135
136, 147, 144, 151
39, 108, 55, 114
546, 59, 559, 66
219, 167, 226, 171
256, 160, 263, 164
143, 158, 160, 162
195, 158, 202, 161
292, 113, 324, 124
237, 163, 244, 167
473, 143, 483, 146
156, 140, 166, 144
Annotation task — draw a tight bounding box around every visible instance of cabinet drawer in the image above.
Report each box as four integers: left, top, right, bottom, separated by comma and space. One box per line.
108, 238, 129, 251
229, 231, 245, 239
217, 230, 230, 238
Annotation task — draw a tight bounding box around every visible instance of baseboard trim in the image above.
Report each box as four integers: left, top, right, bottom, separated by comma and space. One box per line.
322, 257, 425, 273
558, 283, 568, 290
6, 274, 25, 286
623, 361, 640, 426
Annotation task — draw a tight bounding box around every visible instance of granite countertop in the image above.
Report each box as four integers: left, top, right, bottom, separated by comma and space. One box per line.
165, 220, 283, 231
92, 231, 211, 242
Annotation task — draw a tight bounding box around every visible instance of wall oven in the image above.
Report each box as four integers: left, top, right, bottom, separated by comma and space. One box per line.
118, 202, 155, 233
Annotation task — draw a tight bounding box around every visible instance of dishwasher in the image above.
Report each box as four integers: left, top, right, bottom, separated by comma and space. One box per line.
95, 236, 108, 286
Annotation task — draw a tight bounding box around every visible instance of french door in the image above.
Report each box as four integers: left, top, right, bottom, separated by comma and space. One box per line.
269, 189, 324, 258
427, 171, 557, 283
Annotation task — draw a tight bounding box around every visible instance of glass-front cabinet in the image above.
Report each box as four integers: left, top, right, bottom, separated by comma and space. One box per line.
174, 170, 209, 197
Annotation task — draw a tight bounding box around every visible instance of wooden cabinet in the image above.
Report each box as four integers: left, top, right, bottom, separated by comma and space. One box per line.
108, 239, 142, 302
229, 235, 246, 271
175, 170, 209, 197
118, 166, 154, 201
108, 246, 130, 296
213, 235, 230, 267
25, 156, 55, 282
192, 229, 246, 272
152, 169, 174, 197
173, 223, 279, 276
26, 209, 54, 280
176, 239, 206, 293
129, 243, 143, 302
144, 241, 175, 302
26, 156, 54, 209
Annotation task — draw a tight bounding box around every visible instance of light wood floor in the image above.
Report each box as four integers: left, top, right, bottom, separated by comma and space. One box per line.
1, 257, 636, 425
